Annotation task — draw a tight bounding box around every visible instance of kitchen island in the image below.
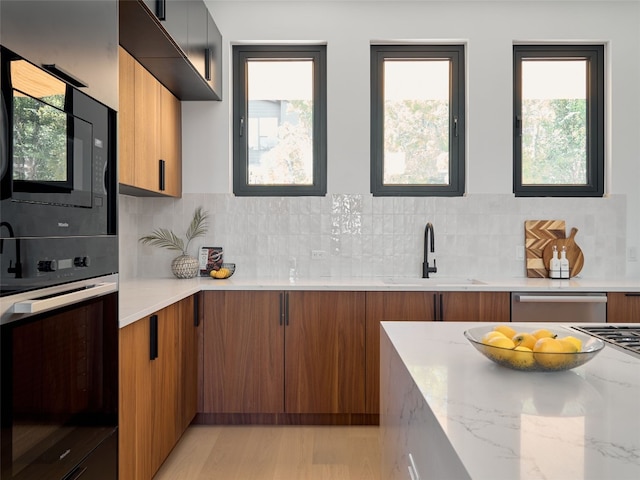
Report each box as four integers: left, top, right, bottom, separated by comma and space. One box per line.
380, 321, 640, 480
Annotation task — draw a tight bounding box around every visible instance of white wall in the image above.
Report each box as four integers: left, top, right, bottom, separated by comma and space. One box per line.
125, 1, 640, 280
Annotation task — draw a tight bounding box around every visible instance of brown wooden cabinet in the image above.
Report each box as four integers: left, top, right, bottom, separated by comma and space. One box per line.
201, 290, 366, 421
440, 291, 510, 322
202, 290, 284, 414
364, 290, 509, 416
118, 47, 182, 197
607, 292, 640, 323
119, 296, 198, 480
286, 291, 366, 414
365, 291, 436, 414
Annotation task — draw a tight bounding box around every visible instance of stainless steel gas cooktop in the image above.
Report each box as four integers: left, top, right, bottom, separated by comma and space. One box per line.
572, 325, 640, 358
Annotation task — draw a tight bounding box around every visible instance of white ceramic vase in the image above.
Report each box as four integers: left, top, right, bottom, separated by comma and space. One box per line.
171, 254, 199, 279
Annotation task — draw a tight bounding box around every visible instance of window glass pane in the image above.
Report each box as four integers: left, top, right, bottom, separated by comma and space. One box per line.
247, 60, 314, 186
383, 59, 450, 185
521, 60, 587, 185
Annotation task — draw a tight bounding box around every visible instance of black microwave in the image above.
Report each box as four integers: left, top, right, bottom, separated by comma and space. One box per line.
0, 46, 117, 238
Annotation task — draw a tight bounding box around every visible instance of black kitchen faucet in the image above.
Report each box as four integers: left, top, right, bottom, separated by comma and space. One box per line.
423, 222, 437, 278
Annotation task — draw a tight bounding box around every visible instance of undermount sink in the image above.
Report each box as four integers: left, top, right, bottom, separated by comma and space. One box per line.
383, 277, 487, 286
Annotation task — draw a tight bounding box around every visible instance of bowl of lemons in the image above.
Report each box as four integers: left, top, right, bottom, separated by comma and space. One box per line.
464, 324, 605, 372
209, 263, 235, 279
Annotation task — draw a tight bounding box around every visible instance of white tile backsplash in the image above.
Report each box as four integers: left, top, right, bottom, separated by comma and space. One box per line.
119, 193, 627, 281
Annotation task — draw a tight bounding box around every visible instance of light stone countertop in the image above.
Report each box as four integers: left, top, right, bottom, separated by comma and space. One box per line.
118, 275, 640, 328
380, 321, 640, 480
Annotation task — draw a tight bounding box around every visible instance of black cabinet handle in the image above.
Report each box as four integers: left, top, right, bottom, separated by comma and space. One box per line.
205, 48, 212, 81
439, 293, 444, 321
285, 292, 289, 326
624, 293, 640, 297
279, 292, 284, 326
159, 159, 166, 191
156, 0, 166, 20
433, 293, 437, 320
150, 314, 158, 360
194, 293, 200, 327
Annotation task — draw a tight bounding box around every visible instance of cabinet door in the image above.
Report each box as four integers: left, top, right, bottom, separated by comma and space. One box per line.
202, 291, 284, 413
206, 13, 223, 99
118, 47, 136, 187
365, 291, 436, 414
159, 86, 182, 197
286, 291, 366, 414
441, 291, 510, 322
150, 303, 180, 472
134, 61, 161, 193
119, 304, 181, 480
0, 0, 118, 109
187, 0, 208, 79
119, 316, 154, 480
607, 292, 640, 323
178, 294, 199, 432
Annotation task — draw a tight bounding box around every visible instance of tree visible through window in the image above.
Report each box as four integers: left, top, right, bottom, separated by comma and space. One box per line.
233, 45, 327, 196
371, 45, 465, 196
513, 45, 604, 197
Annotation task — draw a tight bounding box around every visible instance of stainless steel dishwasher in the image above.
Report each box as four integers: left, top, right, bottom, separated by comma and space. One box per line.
511, 292, 607, 323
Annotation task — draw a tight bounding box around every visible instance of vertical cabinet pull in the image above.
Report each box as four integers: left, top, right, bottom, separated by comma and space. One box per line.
156, 0, 166, 20
194, 293, 200, 327
439, 293, 444, 321
149, 314, 158, 360
205, 48, 212, 81
159, 159, 166, 191
279, 292, 290, 326
432, 293, 437, 320
284, 292, 289, 326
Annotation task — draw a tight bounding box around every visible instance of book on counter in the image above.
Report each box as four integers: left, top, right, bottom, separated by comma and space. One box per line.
199, 246, 223, 276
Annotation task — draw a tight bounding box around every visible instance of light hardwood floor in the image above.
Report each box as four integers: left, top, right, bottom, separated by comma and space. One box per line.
153, 425, 381, 480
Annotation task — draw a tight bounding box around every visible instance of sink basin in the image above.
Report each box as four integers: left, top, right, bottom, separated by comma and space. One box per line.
383, 277, 486, 287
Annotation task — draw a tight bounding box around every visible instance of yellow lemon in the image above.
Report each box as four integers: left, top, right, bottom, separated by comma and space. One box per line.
532, 328, 557, 340
481, 330, 506, 345
533, 337, 570, 369
509, 346, 535, 369
512, 332, 537, 350
485, 335, 515, 362
493, 324, 517, 339
559, 335, 582, 352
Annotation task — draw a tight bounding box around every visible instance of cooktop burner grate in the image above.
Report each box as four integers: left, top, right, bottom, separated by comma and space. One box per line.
572, 325, 640, 358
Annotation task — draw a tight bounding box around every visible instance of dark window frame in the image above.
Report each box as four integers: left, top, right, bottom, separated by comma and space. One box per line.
232, 45, 327, 197
513, 44, 605, 197
370, 44, 466, 197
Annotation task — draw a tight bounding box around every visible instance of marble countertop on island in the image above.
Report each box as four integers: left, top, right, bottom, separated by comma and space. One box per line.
380, 321, 640, 480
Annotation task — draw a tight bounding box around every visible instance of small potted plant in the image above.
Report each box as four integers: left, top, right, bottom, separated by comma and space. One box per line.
139, 206, 208, 279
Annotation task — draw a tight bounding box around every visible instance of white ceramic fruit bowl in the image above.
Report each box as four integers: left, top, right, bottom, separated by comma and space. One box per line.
464, 325, 605, 372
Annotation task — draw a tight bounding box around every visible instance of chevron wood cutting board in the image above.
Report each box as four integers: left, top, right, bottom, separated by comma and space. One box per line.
524, 220, 566, 278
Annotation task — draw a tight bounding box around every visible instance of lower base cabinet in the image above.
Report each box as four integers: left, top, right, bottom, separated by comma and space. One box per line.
607, 292, 640, 322
119, 295, 198, 480
365, 291, 510, 415
200, 290, 366, 423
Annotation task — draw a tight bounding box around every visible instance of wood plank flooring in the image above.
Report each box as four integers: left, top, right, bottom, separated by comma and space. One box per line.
153, 425, 381, 480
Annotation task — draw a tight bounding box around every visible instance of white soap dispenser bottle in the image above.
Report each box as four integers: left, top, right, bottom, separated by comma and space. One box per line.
559, 246, 570, 279
549, 245, 560, 279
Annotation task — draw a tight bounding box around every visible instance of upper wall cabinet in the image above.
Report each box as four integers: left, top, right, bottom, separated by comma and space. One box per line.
0, 0, 118, 110
119, 0, 222, 101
